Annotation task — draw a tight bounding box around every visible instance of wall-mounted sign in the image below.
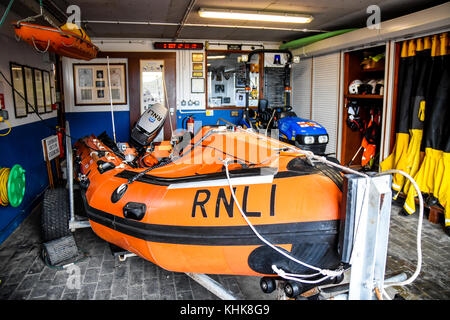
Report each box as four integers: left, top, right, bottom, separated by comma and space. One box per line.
154, 42, 204, 50
41, 135, 60, 161
227, 44, 242, 51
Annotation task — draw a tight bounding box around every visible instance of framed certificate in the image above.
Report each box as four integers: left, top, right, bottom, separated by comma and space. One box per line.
23, 66, 35, 114
192, 53, 204, 62
43, 70, 52, 113
33, 69, 46, 114
10, 63, 27, 118
191, 78, 205, 93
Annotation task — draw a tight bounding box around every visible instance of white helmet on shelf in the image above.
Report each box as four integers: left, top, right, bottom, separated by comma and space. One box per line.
367, 79, 378, 94
349, 79, 363, 94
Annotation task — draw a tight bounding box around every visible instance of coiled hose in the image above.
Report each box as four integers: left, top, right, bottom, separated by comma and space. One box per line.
0, 167, 10, 206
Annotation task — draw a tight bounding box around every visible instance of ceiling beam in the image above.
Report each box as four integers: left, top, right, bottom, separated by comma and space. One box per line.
83, 19, 328, 34
15, 0, 62, 25
173, 0, 196, 40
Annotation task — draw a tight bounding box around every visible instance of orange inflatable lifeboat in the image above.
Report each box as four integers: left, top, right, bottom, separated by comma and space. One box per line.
74, 125, 345, 279
12, 22, 99, 61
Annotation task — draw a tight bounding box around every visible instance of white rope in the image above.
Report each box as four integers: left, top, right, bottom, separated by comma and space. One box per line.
221, 157, 344, 284
264, 109, 277, 137
161, 65, 174, 140
106, 56, 117, 144
378, 169, 424, 290
31, 36, 50, 53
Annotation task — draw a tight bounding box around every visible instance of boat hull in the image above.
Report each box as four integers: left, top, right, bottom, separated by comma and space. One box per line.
75, 128, 343, 276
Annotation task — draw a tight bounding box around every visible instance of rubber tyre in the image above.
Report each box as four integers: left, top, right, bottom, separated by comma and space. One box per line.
260, 277, 276, 294
284, 281, 302, 298
41, 188, 70, 242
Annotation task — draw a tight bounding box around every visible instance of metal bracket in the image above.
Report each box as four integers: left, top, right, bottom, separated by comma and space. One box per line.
345, 174, 393, 300
185, 273, 238, 300
66, 120, 90, 231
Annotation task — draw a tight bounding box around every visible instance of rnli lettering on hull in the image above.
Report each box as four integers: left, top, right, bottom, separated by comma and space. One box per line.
192, 185, 277, 218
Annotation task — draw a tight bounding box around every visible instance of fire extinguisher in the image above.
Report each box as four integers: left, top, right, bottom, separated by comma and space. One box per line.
183, 115, 195, 135
56, 126, 65, 159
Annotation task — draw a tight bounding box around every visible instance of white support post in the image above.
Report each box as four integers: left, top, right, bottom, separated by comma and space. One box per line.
66, 120, 91, 231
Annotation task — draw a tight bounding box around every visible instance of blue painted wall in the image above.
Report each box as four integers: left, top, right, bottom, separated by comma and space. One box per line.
0, 117, 57, 244
65, 111, 130, 144
65, 109, 242, 144
0, 6, 60, 244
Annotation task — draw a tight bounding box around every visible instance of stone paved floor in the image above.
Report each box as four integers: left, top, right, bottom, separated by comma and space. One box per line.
0, 198, 449, 300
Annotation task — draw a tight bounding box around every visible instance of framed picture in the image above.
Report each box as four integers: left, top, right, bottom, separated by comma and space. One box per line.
33, 69, 46, 114
23, 66, 35, 114
191, 78, 205, 93
10, 63, 27, 118
73, 63, 127, 105
235, 75, 246, 88
43, 70, 52, 113
192, 53, 204, 62
215, 84, 225, 93
210, 97, 222, 107
235, 91, 246, 107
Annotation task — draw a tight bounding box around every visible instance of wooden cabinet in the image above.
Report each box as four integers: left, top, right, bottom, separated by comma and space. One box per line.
340, 45, 386, 169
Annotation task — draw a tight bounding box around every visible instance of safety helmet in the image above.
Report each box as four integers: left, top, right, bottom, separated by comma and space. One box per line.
367, 79, 378, 94
349, 80, 363, 94
375, 79, 384, 95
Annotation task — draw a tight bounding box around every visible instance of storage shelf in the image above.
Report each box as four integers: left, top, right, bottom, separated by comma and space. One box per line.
361, 67, 385, 72
345, 94, 384, 99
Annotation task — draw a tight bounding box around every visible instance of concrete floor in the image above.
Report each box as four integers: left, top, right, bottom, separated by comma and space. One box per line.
0, 195, 449, 300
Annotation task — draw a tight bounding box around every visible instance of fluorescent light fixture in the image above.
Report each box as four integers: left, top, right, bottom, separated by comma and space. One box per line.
207, 55, 226, 59
198, 8, 313, 24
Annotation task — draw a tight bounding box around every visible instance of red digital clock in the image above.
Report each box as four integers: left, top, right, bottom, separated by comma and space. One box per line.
153, 42, 204, 50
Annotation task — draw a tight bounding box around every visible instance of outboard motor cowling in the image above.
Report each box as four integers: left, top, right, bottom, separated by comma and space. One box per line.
130, 103, 168, 149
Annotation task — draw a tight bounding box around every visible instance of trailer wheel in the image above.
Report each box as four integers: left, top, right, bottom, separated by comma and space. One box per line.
284, 281, 302, 298
260, 277, 276, 294
41, 188, 71, 242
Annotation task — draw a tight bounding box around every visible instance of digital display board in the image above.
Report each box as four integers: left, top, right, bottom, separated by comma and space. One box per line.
153, 42, 204, 50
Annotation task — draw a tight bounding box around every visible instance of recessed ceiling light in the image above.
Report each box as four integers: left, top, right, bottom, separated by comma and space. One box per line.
198, 8, 313, 24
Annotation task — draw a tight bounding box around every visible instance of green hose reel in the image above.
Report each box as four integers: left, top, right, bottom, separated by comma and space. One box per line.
0, 164, 26, 207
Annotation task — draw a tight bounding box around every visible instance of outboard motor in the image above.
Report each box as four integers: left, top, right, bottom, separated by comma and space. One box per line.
130, 103, 168, 150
